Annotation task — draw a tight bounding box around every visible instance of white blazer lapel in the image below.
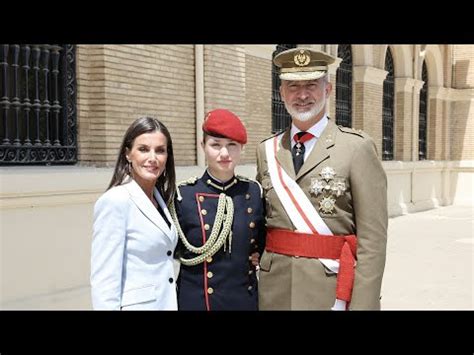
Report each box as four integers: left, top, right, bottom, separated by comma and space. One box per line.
124, 180, 173, 241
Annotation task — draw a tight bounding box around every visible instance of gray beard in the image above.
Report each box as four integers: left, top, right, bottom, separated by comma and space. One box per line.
285, 98, 326, 122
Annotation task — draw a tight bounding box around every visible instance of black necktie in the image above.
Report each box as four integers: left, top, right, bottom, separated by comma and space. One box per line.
292, 132, 313, 174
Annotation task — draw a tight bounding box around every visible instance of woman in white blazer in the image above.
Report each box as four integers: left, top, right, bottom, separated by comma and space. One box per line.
91, 117, 178, 310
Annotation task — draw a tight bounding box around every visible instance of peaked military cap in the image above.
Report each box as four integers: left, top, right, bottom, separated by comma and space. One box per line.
273, 47, 336, 81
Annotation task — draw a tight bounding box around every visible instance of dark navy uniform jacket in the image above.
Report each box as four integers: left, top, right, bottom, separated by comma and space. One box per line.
175, 171, 265, 311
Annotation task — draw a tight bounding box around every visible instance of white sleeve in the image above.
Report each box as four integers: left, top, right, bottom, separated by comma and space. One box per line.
90, 190, 127, 310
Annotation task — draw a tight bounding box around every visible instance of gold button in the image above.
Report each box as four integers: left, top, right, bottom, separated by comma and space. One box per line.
204, 224, 210, 230
247, 207, 253, 214
249, 221, 255, 229
207, 271, 213, 278
198, 195, 205, 202
247, 286, 253, 291
207, 287, 214, 294
206, 256, 213, 263
248, 270, 253, 275
201, 209, 207, 216
245, 193, 251, 200
250, 238, 255, 244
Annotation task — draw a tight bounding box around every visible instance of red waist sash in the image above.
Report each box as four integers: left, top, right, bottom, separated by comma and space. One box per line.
266, 228, 357, 303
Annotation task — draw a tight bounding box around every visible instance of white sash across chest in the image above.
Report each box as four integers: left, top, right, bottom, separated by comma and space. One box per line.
265, 134, 346, 310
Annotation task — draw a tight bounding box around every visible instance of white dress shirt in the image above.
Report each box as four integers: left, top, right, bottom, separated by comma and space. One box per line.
290, 115, 328, 161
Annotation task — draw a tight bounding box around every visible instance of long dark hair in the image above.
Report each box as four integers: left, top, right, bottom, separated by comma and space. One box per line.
107, 117, 176, 205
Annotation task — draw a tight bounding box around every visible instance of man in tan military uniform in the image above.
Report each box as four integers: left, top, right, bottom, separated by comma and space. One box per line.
256, 48, 387, 310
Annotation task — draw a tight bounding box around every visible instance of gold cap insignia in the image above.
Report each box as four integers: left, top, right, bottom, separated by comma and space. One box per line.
293, 50, 311, 67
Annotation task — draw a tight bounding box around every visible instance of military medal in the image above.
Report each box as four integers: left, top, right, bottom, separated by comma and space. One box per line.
319, 197, 336, 214
309, 166, 347, 215
320, 166, 336, 180
295, 142, 302, 156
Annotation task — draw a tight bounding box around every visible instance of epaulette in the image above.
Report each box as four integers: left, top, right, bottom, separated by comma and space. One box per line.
236, 174, 263, 198
176, 176, 198, 201
337, 125, 365, 138
259, 130, 285, 144
178, 176, 198, 186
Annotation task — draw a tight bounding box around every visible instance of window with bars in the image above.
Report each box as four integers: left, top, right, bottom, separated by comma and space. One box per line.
382, 48, 394, 161
0, 44, 77, 165
335, 44, 353, 127
418, 61, 428, 160
271, 44, 296, 133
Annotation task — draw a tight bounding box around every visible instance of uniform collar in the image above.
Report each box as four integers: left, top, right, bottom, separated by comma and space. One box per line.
203, 170, 238, 192
290, 114, 328, 146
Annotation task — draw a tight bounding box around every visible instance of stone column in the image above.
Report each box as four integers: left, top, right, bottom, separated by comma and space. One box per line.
327, 57, 342, 120
352, 66, 388, 156
411, 79, 425, 161
394, 77, 416, 161
427, 86, 449, 160
195, 45, 205, 167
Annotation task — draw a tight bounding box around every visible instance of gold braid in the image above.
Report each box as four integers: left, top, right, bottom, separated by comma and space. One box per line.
169, 193, 234, 266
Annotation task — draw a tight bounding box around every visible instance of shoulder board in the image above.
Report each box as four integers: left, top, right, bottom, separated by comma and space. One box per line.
178, 176, 198, 186
259, 130, 285, 144
176, 176, 198, 202
337, 125, 365, 138
236, 175, 263, 198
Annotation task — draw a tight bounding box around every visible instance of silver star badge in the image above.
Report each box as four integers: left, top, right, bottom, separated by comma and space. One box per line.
320, 166, 336, 180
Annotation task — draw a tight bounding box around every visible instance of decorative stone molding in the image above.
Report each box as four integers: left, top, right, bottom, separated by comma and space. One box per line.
395, 77, 417, 93
429, 86, 474, 102
243, 45, 276, 60
328, 57, 343, 77
413, 79, 425, 92
449, 88, 474, 102
353, 66, 387, 85
428, 86, 451, 100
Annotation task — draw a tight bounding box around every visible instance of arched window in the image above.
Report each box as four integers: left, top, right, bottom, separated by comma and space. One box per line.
335, 44, 352, 127
271, 44, 296, 133
418, 61, 428, 160
382, 47, 395, 161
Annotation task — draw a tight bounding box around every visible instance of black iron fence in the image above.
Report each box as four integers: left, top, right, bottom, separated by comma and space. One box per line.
0, 44, 77, 165
335, 44, 352, 128
382, 48, 394, 161
418, 61, 428, 160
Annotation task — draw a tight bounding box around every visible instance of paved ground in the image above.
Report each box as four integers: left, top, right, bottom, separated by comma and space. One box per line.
381, 204, 473, 310
3, 204, 472, 310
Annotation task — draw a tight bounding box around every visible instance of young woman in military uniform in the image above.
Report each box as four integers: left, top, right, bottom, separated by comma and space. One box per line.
170, 109, 265, 310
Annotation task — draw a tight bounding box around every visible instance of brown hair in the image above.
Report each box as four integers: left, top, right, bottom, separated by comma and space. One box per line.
202, 130, 228, 143
108, 117, 176, 205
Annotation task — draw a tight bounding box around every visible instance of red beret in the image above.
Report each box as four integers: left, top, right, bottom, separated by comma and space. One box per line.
202, 109, 247, 144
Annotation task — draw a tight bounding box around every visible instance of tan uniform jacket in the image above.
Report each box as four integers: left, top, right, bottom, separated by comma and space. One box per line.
256, 119, 387, 310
